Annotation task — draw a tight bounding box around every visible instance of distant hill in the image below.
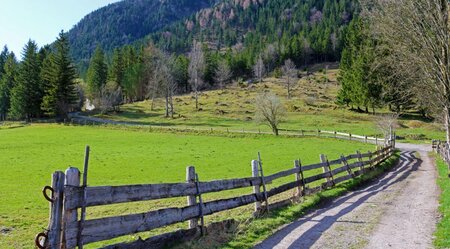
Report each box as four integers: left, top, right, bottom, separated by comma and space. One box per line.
67, 0, 355, 77
149, 0, 354, 62
67, 0, 219, 63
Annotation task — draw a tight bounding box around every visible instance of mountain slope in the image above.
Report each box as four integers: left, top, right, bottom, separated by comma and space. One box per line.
67, 0, 219, 62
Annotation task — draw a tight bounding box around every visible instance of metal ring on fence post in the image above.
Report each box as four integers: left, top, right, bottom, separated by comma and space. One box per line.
42, 186, 55, 203
35, 232, 48, 249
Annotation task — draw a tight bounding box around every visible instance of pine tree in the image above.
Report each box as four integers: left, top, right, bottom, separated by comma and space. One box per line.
0, 53, 17, 120
87, 46, 108, 99
0, 46, 9, 78
41, 31, 78, 118
10, 40, 42, 120
110, 48, 124, 87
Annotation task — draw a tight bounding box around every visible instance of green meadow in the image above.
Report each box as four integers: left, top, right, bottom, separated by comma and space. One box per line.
0, 124, 374, 248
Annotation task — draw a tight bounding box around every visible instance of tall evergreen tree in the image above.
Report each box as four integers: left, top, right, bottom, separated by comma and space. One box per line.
0, 53, 17, 120
87, 46, 108, 99
41, 31, 78, 118
10, 40, 42, 120
0, 46, 9, 78
110, 48, 124, 87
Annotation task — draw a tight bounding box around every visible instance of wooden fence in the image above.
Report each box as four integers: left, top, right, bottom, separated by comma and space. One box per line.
68, 116, 388, 145
35, 142, 395, 249
432, 140, 450, 177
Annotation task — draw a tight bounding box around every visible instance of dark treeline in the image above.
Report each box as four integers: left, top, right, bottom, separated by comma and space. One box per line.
0, 32, 78, 121
336, 17, 429, 117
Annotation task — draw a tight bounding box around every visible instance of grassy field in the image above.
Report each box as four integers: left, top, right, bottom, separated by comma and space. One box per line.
434, 157, 450, 248
0, 124, 374, 248
92, 66, 445, 144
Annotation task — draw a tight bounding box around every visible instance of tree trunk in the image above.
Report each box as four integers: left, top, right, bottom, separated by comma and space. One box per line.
445, 106, 450, 143
195, 91, 199, 111
273, 126, 279, 136
165, 95, 169, 118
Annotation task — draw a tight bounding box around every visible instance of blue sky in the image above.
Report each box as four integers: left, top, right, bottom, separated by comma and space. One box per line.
0, 0, 121, 58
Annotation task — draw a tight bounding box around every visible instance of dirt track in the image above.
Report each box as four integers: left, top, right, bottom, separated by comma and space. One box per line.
254, 143, 439, 249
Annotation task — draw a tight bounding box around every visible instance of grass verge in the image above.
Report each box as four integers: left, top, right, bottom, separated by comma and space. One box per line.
434, 157, 450, 248
176, 151, 400, 249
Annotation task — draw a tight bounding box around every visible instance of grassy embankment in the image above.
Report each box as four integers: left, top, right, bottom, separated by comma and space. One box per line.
0, 124, 375, 248
434, 158, 450, 248
90, 65, 444, 144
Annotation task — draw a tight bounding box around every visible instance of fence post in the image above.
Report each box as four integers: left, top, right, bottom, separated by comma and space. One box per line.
43, 171, 65, 249
357, 151, 364, 172
365, 136, 368, 143
294, 160, 303, 199
62, 167, 80, 249
251, 160, 261, 212
320, 154, 333, 188
186, 166, 198, 229
368, 151, 374, 169
334, 131, 337, 139
341, 155, 353, 177
317, 129, 320, 137
375, 137, 378, 145
349, 133, 352, 141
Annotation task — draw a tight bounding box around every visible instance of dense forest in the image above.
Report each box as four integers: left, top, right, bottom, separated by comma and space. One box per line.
68, 0, 221, 73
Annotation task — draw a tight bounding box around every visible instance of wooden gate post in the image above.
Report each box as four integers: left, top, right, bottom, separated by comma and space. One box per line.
46, 171, 65, 249
186, 166, 198, 229
251, 160, 261, 212
63, 167, 80, 249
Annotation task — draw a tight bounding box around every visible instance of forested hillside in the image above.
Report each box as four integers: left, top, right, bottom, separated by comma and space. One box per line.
67, 0, 220, 63
150, 0, 354, 65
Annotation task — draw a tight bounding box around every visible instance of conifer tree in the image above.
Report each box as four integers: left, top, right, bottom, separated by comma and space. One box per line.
41, 31, 78, 118
0, 53, 17, 120
87, 46, 108, 99
0, 46, 9, 78
10, 40, 42, 120
110, 48, 124, 87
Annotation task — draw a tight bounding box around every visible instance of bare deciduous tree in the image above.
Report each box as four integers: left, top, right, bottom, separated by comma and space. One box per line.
375, 113, 398, 143
188, 41, 205, 111
154, 52, 177, 118
214, 61, 232, 89
97, 84, 123, 114
255, 92, 286, 136
282, 59, 297, 99
263, 43, 279, 73
362, 0, 450, 142
253, 55, 266, 83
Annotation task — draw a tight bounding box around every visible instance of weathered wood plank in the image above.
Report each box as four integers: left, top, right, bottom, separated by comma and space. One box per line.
361, 152, 372, 158
328, 158, 343, 166
63, 167, 80, 249
303, 172, 329, 184
330, 165, 349, 175
333, 174, 354, 185
65, 177, 262, 209
46, 171, 65, 249
66, 193, 263, 246
265, 167, 299, 182
301, 162, 325, 171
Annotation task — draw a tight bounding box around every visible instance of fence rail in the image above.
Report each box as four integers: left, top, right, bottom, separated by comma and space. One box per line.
68, 115, 389, 145
36, 142, 395, 249
432, 140, 450, 177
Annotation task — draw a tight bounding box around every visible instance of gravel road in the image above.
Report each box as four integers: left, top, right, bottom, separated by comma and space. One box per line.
254, 143, 439, 249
